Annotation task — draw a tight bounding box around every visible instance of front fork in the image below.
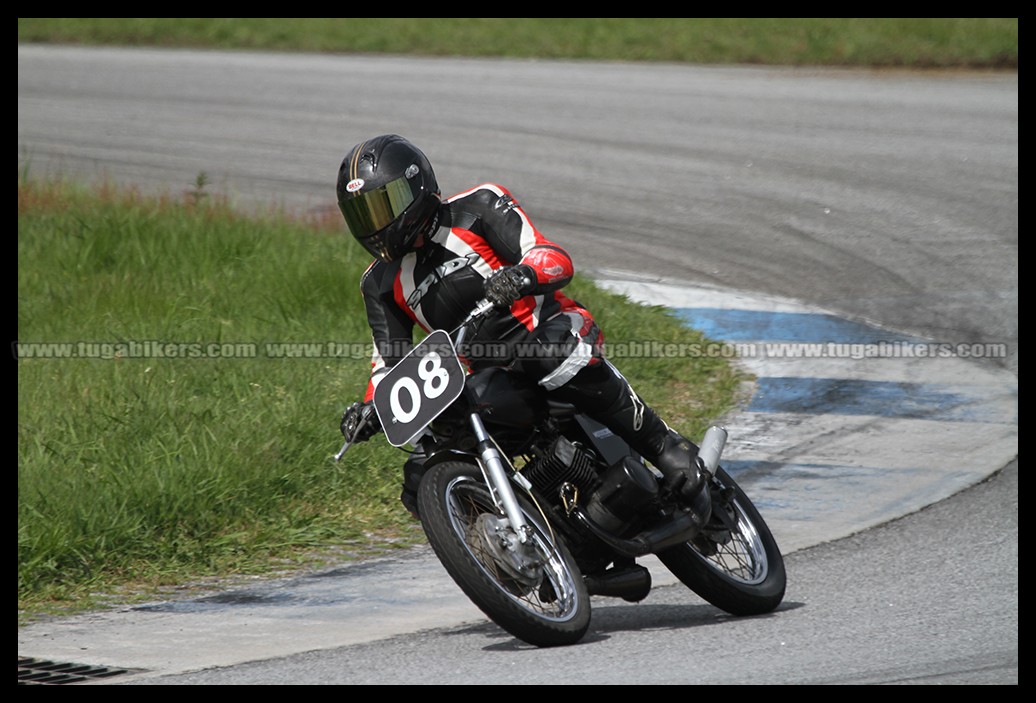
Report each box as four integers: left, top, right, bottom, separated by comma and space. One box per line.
467, 411, 535, 546
450, 300, 534, 546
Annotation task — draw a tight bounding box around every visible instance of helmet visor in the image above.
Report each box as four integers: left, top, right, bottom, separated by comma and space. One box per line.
339, 176, 416, 240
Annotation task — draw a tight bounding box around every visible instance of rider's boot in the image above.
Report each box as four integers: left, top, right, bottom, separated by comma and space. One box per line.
554, 361, 712, 524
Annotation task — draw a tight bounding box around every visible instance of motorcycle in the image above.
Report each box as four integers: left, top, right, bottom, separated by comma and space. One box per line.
336, 298, 786, 647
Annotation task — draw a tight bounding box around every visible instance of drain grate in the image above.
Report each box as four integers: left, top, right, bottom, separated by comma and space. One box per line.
18, 657, 132, 685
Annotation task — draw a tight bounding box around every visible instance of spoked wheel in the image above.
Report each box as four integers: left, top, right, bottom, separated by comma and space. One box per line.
658, 467, 786, 615
417, 461, 591, 647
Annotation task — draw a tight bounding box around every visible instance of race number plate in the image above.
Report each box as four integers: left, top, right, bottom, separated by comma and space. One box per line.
372, 330, 466, 447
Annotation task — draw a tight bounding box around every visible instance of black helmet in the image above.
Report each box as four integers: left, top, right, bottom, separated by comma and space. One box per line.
337, 135, 441, 262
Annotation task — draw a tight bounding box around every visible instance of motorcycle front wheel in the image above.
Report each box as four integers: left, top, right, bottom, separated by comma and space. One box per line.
417, 460, 591, 647
658, 467, 786, 616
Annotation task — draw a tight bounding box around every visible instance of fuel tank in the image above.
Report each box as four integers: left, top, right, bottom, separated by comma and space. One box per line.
465, 366, 548, 431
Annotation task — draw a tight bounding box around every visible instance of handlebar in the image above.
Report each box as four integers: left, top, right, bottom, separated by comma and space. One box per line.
334, 410, 372, 461
453, 297, 497, 348
334, 297, 499, 462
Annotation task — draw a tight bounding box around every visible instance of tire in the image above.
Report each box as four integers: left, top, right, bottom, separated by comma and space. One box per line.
417, 460, 591, 647
658, 467, 786, 616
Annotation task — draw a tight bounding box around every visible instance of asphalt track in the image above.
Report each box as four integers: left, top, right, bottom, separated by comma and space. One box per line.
17, 46, 1017, 684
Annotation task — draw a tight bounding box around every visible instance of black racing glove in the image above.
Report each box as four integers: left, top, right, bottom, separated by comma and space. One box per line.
340, 401, 381, 443
483, 265, 535, 308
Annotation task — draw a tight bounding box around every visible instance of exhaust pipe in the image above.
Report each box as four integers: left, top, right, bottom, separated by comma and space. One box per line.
569, 504, 701, 558
697, 425, 728, 474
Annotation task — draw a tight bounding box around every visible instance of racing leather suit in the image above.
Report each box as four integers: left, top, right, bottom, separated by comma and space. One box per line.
360, 183, 592, 400
357, 183, 706, 517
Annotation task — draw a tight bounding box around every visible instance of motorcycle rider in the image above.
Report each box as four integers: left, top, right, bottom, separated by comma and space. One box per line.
337, 134, 711, 524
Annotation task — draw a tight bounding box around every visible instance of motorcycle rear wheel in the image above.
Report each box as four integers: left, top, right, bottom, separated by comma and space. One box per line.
658, 467, 786, 615
417, 460, 591, 647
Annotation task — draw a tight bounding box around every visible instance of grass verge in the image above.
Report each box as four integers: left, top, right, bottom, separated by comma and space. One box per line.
17, 18, 1017, 68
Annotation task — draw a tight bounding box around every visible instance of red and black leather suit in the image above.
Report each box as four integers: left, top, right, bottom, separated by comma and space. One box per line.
356, 183, 705, 515
360, 183, 598, 400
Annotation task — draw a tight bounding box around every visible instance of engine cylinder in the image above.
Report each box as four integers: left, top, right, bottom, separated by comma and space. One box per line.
522, 436, 599, 499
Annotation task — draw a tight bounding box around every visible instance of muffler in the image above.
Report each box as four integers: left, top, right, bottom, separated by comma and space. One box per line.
697, 425, 728, 474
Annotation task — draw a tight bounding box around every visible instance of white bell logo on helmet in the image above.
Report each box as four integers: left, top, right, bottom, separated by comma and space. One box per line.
346, 178, 365, 193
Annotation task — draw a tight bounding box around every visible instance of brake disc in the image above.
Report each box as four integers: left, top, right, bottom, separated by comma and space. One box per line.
475, 513, 545, 590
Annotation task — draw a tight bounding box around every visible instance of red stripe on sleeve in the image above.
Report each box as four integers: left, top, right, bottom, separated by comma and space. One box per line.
450, 227, 508, 268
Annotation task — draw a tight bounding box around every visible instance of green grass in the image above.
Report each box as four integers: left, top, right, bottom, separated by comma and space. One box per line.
17, 18, 1017, 68
17, 177, 747, 618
